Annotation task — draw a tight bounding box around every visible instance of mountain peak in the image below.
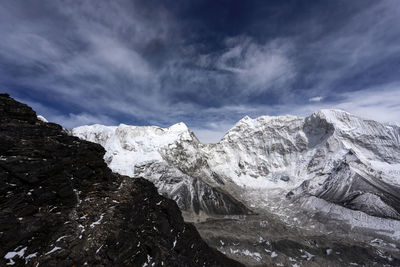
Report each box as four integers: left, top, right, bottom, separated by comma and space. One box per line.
241, 115, 252, 121
317, 108, 351, 118
168, 122, 189, 132
234, 115, 252, 126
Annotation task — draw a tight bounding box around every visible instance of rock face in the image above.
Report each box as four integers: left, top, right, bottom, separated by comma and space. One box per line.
135, 162, 250, 215
73, 124, 252, 216
0, 94, 243, 267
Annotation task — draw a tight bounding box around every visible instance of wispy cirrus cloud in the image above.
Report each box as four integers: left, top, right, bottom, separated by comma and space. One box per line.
215, 37, 295, 94
309, 96, 324, 102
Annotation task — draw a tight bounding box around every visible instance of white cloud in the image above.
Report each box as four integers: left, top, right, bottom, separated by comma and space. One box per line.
304, 0, 400, 97
216, 37, 295, 93
276, 83, 400, 124
309, 96, 324, 102
331, 84, 400, 123
51, 113, 117, 129
14, 97, 117, 128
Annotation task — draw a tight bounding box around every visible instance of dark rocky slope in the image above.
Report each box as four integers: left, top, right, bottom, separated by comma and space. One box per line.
0, 94, 243, 266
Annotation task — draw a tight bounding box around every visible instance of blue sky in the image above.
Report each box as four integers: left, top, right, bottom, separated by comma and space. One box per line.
1, 0, 400, 142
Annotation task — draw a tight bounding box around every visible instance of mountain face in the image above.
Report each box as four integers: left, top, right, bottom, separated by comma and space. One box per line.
0, 94, 243, 267
159, 110, 400, 219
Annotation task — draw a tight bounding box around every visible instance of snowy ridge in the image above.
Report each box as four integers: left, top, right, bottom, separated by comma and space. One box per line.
73, 122, 192, 177
37, 115, 48, 123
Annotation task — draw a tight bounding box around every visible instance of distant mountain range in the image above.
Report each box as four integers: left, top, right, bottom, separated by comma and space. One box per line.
73, 109, 400, 220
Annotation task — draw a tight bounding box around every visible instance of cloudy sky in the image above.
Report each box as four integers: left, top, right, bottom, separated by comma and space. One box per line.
2, 0, 400, 142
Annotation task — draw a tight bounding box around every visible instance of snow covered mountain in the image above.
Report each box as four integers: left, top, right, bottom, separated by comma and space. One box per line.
73, 123, 191, 177
161, 109, 400, 219
73, 109, 400, 220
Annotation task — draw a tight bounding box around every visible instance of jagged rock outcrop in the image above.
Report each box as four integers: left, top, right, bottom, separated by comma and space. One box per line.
0, 94, 243, 267
135, 162, 250, 215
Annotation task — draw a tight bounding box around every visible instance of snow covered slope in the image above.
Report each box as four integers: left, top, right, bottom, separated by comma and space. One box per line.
73, 123, 192, 177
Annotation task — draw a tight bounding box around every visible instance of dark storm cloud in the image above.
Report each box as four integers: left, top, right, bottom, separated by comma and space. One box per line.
1, 0, 400, 142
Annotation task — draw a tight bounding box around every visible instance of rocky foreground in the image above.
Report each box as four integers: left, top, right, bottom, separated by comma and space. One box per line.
0, 94, 243, 266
